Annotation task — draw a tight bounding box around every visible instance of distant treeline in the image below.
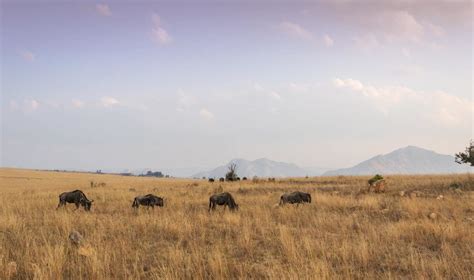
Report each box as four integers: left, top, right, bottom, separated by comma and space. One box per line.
42, 169, 170, 178
138, 171, 170, 178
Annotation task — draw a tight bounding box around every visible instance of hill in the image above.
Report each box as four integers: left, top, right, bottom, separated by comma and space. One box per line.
323, 146, 471, 176
192, 158, 308, 178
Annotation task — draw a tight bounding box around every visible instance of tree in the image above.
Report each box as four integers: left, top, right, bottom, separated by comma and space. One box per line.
225, 163, 238, 181
455, 141, 474, 166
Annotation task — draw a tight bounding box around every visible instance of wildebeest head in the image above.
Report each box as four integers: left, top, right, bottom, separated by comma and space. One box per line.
132, 198, 139, 208
81, 199, 93, 211
156, 197, 164, 207
228, 196, 239, 211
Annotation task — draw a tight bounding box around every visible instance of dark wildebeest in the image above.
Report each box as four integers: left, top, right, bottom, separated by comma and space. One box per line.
242, 177, 247, 181
219, 177, 225, 182
132, 194, 164, 209
57, 190, 94, 211
279, 191, 311, 206
209, 178, 215, 183
209, 192, 239, 212
236, 177, 241, 181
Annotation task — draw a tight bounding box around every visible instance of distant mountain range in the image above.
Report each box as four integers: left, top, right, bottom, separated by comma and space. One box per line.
88, 146, 471, 178
323, 146, 471, 176
192, 158, 312, 178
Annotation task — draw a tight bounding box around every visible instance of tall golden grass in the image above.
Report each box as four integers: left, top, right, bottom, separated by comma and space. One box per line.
0, 168, 472, 279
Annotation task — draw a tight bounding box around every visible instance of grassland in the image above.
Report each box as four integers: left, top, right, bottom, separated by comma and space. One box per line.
0, 168, 473, 279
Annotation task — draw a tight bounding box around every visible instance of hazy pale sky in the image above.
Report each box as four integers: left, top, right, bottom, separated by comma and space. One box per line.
1, 1, 472, 171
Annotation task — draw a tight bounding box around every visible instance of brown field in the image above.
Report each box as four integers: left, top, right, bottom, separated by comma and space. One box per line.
0, 168, 473, 279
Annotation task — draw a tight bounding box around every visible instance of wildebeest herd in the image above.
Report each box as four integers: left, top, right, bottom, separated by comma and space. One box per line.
56, 189, 311, 212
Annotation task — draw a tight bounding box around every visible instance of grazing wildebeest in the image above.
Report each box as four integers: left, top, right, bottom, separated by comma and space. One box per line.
236, 177, 241, 181
242, 177, 247, 181
57, 190, 94, 211
209, 178, 215, 183
279, 191, 311, 206
132, 194, 164, 209
209, 192, 239, 212
219, 177, 225, 182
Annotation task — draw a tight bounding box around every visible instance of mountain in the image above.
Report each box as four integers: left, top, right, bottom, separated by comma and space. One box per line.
323, 146, 471, 176
192, 158, 309, 178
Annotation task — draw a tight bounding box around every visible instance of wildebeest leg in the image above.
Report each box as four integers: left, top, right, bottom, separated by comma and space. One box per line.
74, 202, 80, 211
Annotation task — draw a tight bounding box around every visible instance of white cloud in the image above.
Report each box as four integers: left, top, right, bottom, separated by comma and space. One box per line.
430, 91, 473, 125
151, 13, 172, 44
333, 78, 418, 108
252, 83, 282, 101
199, 108, 214, 120
323, 34, 334, 47
354, 33, 380, 52
101, 96, 119, 107
353, 10, 446, 51
268, 91, 281, 101
27, 99, 39, 110
14, 99, 40, 113
332, 77, 473, 125
381, 10, 424, 43
96, 4, 111, 16
19, 50, 35, 62
72, 99, 85, 108
176, 90, 195, 112
8, 99, 41, 112
279, 21, 313, 40
333, 78, 364, 91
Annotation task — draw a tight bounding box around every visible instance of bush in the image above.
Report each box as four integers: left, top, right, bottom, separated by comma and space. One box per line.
368, 174, 384, 185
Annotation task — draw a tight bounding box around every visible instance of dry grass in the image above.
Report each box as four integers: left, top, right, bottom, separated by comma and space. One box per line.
0, 168, 473, 279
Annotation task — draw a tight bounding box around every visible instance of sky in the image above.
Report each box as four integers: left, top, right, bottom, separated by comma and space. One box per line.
1, 0, 473, 173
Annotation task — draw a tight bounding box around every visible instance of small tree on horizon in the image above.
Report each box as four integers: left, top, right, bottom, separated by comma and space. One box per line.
225, 163, 238, 181
455, 141, 474, 166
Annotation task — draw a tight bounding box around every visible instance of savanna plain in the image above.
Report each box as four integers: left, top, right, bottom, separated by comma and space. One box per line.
0, 168, 473, 279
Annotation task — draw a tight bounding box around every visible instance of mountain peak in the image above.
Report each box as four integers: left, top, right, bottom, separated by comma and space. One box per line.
395, 145, 433, 153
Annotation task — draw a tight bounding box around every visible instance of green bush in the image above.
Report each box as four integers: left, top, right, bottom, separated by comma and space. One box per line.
368, 174, 384, 185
